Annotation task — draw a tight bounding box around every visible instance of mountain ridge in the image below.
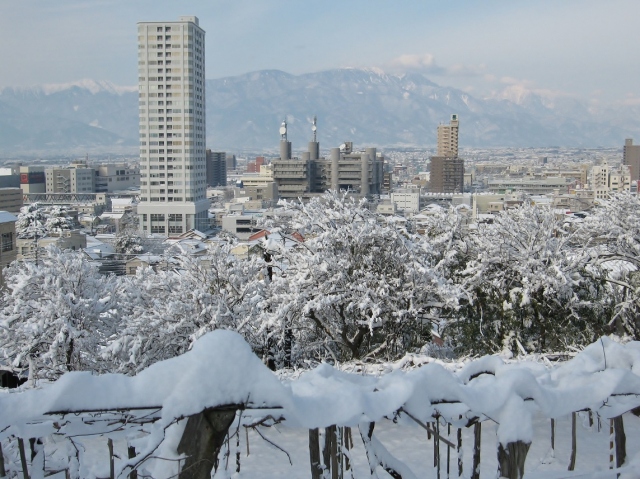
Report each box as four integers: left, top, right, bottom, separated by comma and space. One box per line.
0, 68, 636, 155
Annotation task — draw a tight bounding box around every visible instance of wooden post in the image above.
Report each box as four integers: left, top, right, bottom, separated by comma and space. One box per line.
235, 422, 241, 474
613, 415, 626, 468
0, 441, 6, 478
108, 438, 115, 479
497, 441, 531, 479
457, 428, 462, 478
17, 438, 29, 479
471, 423, 481, 479
568, 412, 577, 471
128, 445, 138, 479
609, 418, 614, 470
436, 423, 438, 467
177, 406, 238, 479
551, 418, 555, 455
323, 427, 332, 474
446, 423, 451, 479
338, 427, 343, 479
343, 427, 352, 474
329, 426, 339, 479
309, 428, 322, 479
436, 419, 441, 479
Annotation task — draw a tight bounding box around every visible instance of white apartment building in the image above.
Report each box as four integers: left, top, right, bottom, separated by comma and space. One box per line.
137, 16, 209, 236
45, 161, 95, 194
391, 188, 421, 213
95, 164, 141, 193
590, 161, 631, 200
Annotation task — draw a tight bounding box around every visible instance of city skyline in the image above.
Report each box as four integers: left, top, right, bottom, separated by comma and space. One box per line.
0, 1, 639, 109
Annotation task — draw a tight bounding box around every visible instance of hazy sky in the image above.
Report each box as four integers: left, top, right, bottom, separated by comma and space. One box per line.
1, 0, 639, 107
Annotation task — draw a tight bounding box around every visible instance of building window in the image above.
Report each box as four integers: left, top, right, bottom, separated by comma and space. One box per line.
1, 232, 13, 252
150, 214, 165, 222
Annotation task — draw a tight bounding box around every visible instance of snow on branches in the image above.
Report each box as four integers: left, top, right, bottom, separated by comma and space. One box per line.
260, 192, 461, 362
0, 246, 117, 379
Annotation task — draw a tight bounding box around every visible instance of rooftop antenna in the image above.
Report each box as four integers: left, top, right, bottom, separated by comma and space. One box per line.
279, 119, 288, 141
312, 115, 317, 142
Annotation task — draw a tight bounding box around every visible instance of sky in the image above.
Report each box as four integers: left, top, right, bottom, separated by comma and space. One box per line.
1, 0, 639, 107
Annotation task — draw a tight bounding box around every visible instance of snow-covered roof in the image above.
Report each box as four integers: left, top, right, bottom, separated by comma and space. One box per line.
85, 235, 106, 247
170, 239, 208, 256
129, 254, 163, 264
0, 211, 17, 223
111, 198, 134, 206
100, 212, 124, 220
83, 243, 116, 260
95, 233, 117, 240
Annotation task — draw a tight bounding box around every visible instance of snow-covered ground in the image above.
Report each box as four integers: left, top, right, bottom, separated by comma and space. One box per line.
3, 331, 640, 478
31, 412, 640, 478
234, 412, 640, 479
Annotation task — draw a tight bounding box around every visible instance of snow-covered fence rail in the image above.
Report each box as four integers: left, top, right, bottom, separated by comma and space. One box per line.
2, 332, 640, 478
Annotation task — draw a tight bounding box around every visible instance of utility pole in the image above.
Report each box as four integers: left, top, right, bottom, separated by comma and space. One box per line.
34, 231, 38, 266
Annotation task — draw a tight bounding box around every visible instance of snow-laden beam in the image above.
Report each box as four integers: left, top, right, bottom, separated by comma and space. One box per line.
2, 332, 640, 449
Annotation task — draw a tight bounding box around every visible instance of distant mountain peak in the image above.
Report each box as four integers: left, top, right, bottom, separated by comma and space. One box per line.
2, 79, 136, 96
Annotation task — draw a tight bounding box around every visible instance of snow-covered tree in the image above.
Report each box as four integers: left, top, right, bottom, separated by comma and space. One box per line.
258, 192, 460, 363
15, 204, 47, 238
114, 230, 144, 256
0, 247, 118, 379
105, 244, 267, 374
16, 204, 75, 238
452, 203, 604, 355
572, 193, 640, 337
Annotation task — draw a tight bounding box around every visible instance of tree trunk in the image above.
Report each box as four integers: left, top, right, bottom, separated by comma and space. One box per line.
66, 337, 74, 372
497, 441, 531, 479
177, 407, 237, 479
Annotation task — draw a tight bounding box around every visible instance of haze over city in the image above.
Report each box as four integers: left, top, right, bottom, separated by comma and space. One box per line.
1, 0, 639, 108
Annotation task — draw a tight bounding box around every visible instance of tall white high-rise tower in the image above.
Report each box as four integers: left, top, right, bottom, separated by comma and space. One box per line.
137, 16, 208, 235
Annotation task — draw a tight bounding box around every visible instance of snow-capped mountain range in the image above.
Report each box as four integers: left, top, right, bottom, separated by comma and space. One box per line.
0, 68, 637, 155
